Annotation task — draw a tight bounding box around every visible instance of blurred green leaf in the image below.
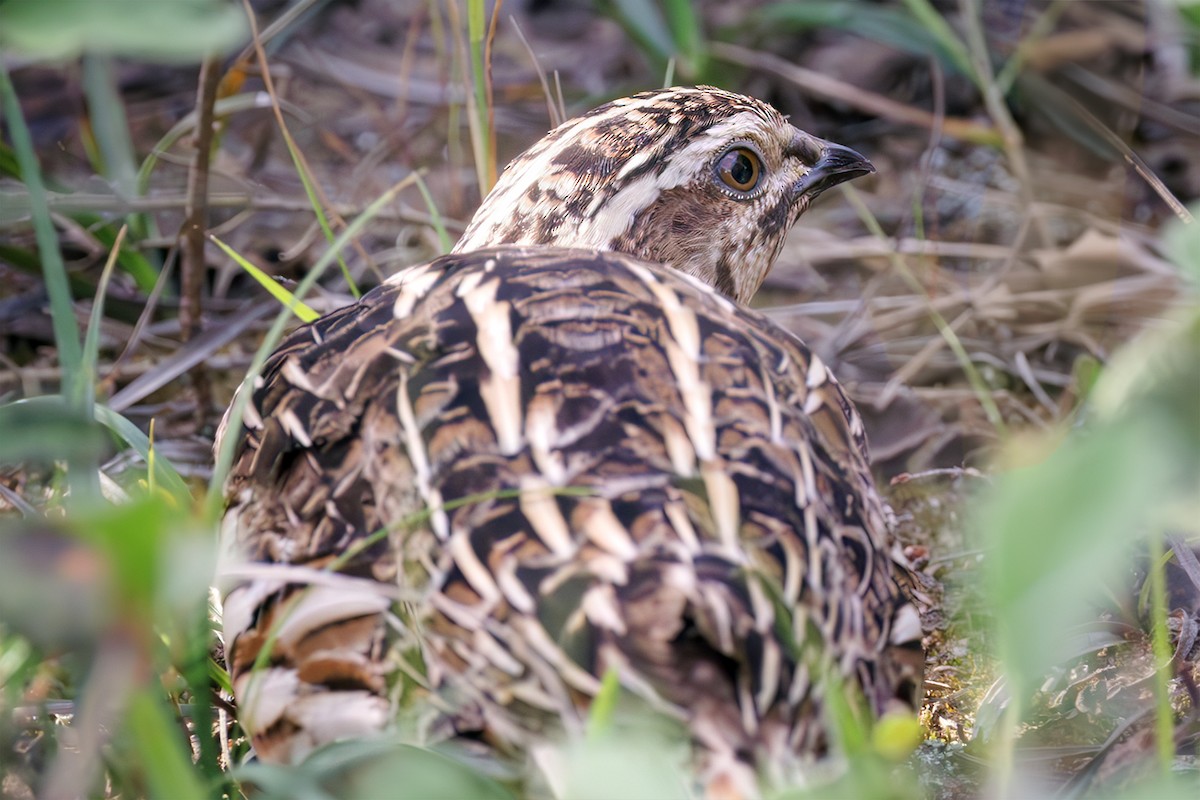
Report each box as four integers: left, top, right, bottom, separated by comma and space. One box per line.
72, 495, 177, 613
0, 520, 112, 648
605, 0, 676, 64
585, 668, 622, 738
977, 305, 1200, 700
125, 689, 208, 800
0, 0, 247, 61
560, 732, 690, 800
1, 396, 192, 504
981, 424, 1156, 691
1162, 202, 1200, 285
238, 739, 516, 800
0, 401, 108, 465
756, 1, 967, 77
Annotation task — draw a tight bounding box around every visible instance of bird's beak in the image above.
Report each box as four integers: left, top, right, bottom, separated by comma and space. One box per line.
791, 139, 875, 199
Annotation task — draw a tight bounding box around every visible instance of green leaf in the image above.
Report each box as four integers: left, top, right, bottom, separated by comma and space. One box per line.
585, 668, 622, 738
211, 236, 320, 323
0, 396, 193, 505
0, 520, 113, 648
605, 0, 676, 64
0, 0, 247, 61
125, 690, 208, 800
238, 740, 516, 800
756, 2, 966, 76
976, 307, 1200, 699
0, 400, 109, 465
1161, 201, 1200, 285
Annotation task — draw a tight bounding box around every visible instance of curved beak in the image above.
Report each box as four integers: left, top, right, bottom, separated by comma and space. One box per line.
791, 139, 875, 199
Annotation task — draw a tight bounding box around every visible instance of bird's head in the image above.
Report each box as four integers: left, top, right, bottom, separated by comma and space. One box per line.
454, 86, 873, 304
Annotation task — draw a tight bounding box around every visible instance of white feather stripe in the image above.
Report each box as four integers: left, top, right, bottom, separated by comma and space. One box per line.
661, 414, 697, 476
286, 691, 391, 746
664, 498, 702, 554
700, 461, 741, 552
805, 353, 828, 389
761, 362, 783, 444
270, 585, 390, 649
525, 393, 567, 485
511, 616, 603, 695
234, 667, 297, 734
519, 481, 576, 558
387, 262, 441, 316
640, 283, 718, 465
494, 557, 537, 614
464, 280, 523, 455
395, 371, 449, 540
756, 639, 782, 715
581, 584, 627, 634
472, 627, 525, 676
577, 497, 639, 561
795, 437, 816, 509
447, 529, 502, 607
278, 408, 312, 447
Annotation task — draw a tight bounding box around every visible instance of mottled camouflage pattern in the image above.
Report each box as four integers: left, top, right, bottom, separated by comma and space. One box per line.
218, 88, 917, 796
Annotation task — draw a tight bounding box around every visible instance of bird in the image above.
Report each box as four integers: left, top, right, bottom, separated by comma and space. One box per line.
216, 86, 922, 796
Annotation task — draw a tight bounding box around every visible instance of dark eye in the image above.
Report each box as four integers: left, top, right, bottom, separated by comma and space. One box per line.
716, 147, 762, 194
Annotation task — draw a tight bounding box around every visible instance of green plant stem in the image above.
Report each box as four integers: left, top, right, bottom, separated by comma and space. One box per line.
241, 0, 362, 298
955, 0, 1048, 246
842, 184, 1006, 432
0, 61, 99, 504
413, 172, 453, 253
1147, 530, 1175, 777
464, 0, 496, 194
81, 54, 151, 242
900, 0, 973, 79
0, 66, 83, 392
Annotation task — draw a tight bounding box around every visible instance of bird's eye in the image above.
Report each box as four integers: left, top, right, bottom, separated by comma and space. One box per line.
715, 147, 762, 194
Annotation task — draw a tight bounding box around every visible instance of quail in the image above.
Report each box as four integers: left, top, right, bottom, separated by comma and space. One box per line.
217, 86, 922, 794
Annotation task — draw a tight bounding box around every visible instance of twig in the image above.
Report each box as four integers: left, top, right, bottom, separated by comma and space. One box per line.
181, 56, 222, 343
180, 55, 223, 425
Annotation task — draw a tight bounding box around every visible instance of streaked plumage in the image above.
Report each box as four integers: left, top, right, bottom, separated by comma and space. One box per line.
217, 87, 920, 794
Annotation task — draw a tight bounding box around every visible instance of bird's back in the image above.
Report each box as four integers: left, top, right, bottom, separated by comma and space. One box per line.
219, 246, 919, 780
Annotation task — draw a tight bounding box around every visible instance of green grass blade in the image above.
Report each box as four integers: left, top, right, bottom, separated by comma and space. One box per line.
82, 226, 127, 404
211, 235, 320, 322
241, 4, 361, 298
0, 59, 99, 503
125, 689, 207, 800
663, 0, 706, 79
413, 171, 452, 253
92, 404, 193, 505
81, 54, 153, 244
0, 63, 83, 396
607, 0, 674, 64
899, 0, 975, 84
467, 0, 494, 192
206, 172, 423, 521
1147, 532, 1175, 778
841, 184, 1006, 432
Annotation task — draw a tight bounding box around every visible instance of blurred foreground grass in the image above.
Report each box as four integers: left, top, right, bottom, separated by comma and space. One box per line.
2, 1, 1199, 798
